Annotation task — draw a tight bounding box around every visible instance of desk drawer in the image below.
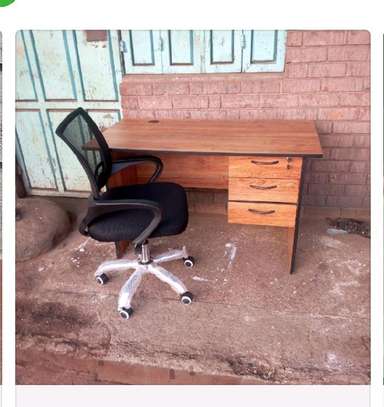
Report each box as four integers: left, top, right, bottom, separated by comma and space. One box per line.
228, 202, 297, 227
229, 178, 299, 203
229, 156, 302, 179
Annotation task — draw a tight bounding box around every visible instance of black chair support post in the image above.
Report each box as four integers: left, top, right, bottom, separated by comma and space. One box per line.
55, 108, 195, 319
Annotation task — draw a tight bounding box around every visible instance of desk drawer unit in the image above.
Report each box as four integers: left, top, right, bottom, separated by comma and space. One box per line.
229, 156, 302, 179
228, 178, 299, 204
228, 156, 302, 228
228, 202, 297, 227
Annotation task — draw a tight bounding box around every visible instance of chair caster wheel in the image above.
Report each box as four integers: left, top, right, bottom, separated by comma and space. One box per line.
96, 273, 109, 285
183, 256, 195, 268
119, 307, 133, 320
180, 291, 193, 304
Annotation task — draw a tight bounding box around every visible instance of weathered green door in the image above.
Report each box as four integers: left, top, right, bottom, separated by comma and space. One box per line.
16, 30, 123, 196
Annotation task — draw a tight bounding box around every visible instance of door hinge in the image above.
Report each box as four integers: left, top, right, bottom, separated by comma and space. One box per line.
241, 32, 246, 49
159, 36, 164, 51
119, 40, 127, 53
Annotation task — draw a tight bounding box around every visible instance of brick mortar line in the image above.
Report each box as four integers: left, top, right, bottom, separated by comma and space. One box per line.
121, 80, 370, 89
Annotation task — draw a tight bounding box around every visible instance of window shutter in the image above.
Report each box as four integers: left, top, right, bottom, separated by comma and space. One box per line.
121, 30, 286, 75
161, 30, 203, 74
121, 30, 163, 74
241, 30, 287, 72
204, 30, 243, 73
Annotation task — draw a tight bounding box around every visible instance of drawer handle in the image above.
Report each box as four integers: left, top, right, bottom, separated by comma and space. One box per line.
248, 208, 276, 215
250, 184, 277, 190
251, 160, 279, 165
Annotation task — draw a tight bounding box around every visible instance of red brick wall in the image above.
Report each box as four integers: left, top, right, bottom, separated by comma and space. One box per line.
120, 30, 370, 209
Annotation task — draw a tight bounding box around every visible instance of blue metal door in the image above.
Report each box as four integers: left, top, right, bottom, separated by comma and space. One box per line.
16, 30, 123, 196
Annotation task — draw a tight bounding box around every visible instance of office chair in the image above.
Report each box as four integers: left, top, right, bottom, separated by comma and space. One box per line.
55, 108, 195, 320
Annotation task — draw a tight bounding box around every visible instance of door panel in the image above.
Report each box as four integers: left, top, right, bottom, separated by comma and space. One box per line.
242, 30, 287, 72
16, 32, 37, 101
250, 30, 277, 61
16, 110, 57, 190
31, 31, 77, 101
204, 30, 243, 73
121, 30, 163, 74
74, 31, 120, 101
161, 30, 203, 74
16, 30, 123, 196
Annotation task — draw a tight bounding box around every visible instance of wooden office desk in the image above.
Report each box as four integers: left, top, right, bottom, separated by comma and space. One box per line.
99, 118, 322, 273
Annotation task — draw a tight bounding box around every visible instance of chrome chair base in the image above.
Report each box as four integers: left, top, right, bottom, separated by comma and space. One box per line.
95, 241, 195, 319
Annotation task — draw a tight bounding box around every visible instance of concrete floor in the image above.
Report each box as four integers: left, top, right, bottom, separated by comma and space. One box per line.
16, 200, 370, 384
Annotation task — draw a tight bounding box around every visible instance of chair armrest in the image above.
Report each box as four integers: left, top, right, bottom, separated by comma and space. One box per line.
110, 155, 163, 183
80, 197, 162, 246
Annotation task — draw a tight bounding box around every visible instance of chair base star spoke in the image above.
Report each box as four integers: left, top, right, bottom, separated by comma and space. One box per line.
95, 241, 194, 319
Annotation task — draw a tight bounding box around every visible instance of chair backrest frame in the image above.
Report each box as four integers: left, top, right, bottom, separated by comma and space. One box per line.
55, 107, 112, 198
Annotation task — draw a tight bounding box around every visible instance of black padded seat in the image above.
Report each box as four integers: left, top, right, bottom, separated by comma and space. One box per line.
87, 182, 188, 242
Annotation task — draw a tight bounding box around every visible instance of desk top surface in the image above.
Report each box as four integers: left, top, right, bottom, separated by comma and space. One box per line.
99, 118, 322, 157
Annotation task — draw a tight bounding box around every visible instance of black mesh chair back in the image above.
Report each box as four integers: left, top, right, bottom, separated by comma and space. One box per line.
55, 107, 112, 197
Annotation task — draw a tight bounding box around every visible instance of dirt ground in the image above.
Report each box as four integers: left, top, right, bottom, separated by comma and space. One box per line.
16, 198, 370, 384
